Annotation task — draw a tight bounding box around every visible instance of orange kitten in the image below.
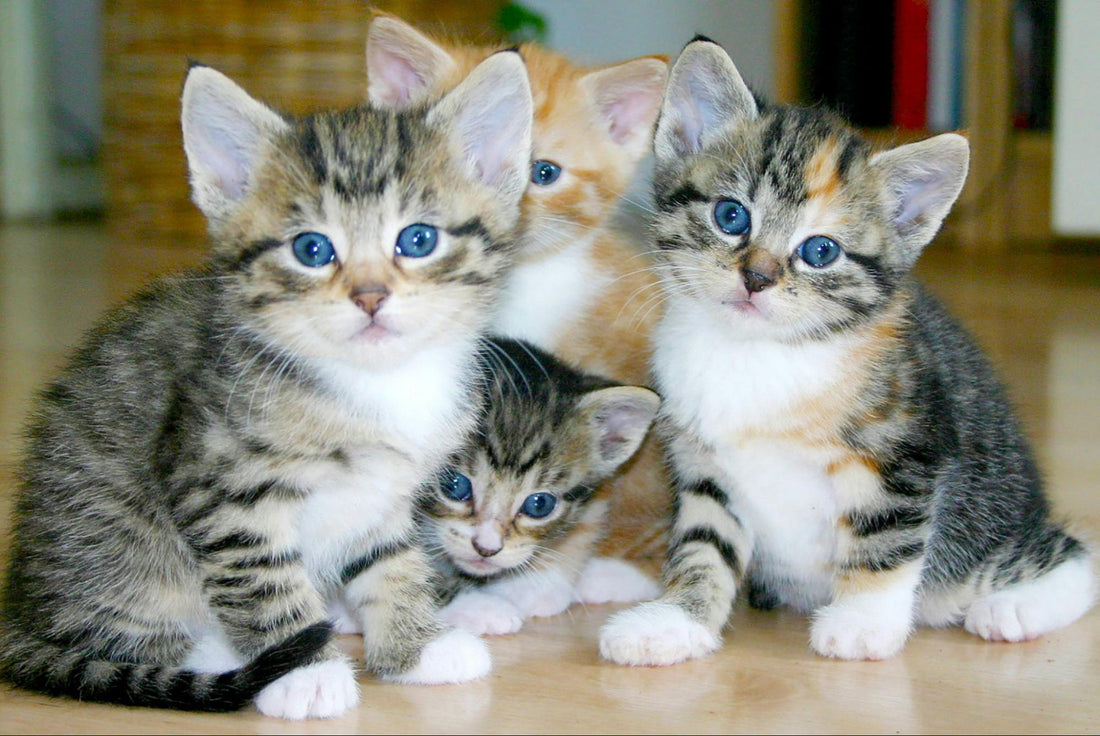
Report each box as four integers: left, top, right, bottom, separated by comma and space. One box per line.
366, 12, 671, 561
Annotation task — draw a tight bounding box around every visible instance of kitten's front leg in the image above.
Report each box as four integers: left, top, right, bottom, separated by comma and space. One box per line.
599, 478, 749, 666
342, 539, 490, 684
810, 490, 928, 660
185, 488, 358, 719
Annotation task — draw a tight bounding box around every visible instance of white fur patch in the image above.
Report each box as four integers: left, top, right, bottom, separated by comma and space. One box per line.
964, 554, 1097, 642
483, 568, 574, 618
492, 234, 607, 347
326, 597, 362, 635
183, 622, 245, 674
574, 557, 661, 605
439, 590, 524, 636
254, 658, 360, 720
384, 628, 492, 685
598, 601, 720, 666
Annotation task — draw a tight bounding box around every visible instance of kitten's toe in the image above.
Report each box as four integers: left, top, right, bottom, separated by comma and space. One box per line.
810, 600, 911, 660
598, 601, 719, 666
384, 628, 492, 685
440, 591, 524, 636
254, 658, 359, 720
574, 557, 661, 605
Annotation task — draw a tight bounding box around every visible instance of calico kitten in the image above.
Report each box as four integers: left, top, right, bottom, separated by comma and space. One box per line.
422, 337, 660, 636
599, 38, 1097, 665
0, 53, 533, 719
365, 11, 673, 559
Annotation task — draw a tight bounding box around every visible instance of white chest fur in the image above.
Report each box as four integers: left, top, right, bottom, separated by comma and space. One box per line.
492, 234, 608, 348
653, 300, 863, 609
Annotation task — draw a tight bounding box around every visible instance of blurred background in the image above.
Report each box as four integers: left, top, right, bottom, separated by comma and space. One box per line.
1, 0, 1097, 261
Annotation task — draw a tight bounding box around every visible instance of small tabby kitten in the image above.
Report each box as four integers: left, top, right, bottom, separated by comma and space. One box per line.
0, 53, 533, 718
424, 338, 661, 635
600, 38, 1096, 665
365, 11, 673, 558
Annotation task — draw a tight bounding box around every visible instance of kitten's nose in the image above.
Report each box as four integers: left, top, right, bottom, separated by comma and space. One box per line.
472, 539, 501, 558
352, 287, 389, 316
742, 268, 776, 293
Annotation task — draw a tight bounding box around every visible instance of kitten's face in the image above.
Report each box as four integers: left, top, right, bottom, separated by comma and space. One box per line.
365, 13, 668, 257
651, 41, 969, 344
181, 58, 532, 370
419, 339, 660, 578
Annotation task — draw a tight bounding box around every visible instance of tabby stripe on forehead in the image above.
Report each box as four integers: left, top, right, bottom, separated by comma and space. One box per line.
340, 539, 410, 586
297, 124, 328, 185
671, 525, 743, 579
657, 183, 708, 211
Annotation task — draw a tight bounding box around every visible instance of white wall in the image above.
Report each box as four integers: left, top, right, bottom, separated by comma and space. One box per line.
520, 0, 776, 96
1051, 0, 1100, 236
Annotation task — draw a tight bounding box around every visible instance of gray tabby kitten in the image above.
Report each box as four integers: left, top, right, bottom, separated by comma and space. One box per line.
600, 38, 1096, 665
423, 337, 661, 635
0, 52, 532, 719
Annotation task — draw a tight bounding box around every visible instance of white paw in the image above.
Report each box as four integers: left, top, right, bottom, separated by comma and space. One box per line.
485, 570, 573, 619
327, 597, 362, 635
964, 555, 1096, 642
440, 590, 524, 636
384, 628, 491, 685
254, 658, 359, 720
598, 601, 719, 666
574, 557, 661, 605
810, 599, 911, 660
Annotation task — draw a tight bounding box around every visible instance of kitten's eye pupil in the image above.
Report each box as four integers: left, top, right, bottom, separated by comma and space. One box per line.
291, 232, 336, 268
799, 235, 842, 268
714, 199, 751, 235
520, 492, 557, 518
531, 160, 562, 186
442, 471, 473, 502
395, 224, 438, 258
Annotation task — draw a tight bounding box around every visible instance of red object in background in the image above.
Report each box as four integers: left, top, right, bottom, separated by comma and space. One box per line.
892, 0, 930, 129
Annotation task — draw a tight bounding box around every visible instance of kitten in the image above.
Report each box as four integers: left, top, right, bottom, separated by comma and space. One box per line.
599, 38, 1097, 665
0, 53, 533, 719
423, 337, 661, 636
365, 11, 673, 561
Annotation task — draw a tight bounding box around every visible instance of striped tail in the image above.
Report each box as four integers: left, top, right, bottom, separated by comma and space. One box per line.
0, 621, 332, 713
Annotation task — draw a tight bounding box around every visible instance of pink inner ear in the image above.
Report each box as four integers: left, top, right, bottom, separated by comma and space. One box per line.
605, 90, 659, 144
369, 50, 423, 107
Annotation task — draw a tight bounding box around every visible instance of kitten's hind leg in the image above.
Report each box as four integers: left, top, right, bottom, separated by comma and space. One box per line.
964, 551, 1096, 642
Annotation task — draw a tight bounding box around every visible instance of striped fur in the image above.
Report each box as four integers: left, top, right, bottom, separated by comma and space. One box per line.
1, 57, 532, 717
419, 338, 660, 635
600, 39, 1096, 666
366, 11, 674, 560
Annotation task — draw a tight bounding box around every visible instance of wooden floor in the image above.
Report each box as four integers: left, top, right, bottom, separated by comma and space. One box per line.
0, 219, 1097, 734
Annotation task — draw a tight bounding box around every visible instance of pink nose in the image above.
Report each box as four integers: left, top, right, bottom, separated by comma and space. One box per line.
472, 539, 501, 558
353, 288, 388, 316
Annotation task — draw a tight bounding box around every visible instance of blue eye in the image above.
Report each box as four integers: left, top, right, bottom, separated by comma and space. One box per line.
442, 471, 473, 502
395, 224, 438, 258
520, 492, 557, 519
531, 160, 562, 186
799, 235, 842, 267
714, 199, 751, 235
291, 232, 336, 267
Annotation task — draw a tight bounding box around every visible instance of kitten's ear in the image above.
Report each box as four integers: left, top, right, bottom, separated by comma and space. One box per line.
579, 56, 669, 159
427, 51, 533, 205
181, 65, 289, 221
870, 133, 970, 266
576, 386, 660, 477
366, 12, 457, 108
655, 38, 758, 160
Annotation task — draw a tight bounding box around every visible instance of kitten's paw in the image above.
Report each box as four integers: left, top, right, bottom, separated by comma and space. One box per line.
599, 601, 720, 666
327, 598, 362, 635
964, 555, 1097, 642
574, 557, 661, 605
486, 572, 574, 619
384, 628, 492, 685
254, 658, 359, 720
810, 600, 911, 660
440, 590, 524, 636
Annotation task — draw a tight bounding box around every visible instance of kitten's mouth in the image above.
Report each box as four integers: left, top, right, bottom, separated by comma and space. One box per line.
455, 556, 506, 576
354, 320, 398, 343
723, 298, 763, 316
